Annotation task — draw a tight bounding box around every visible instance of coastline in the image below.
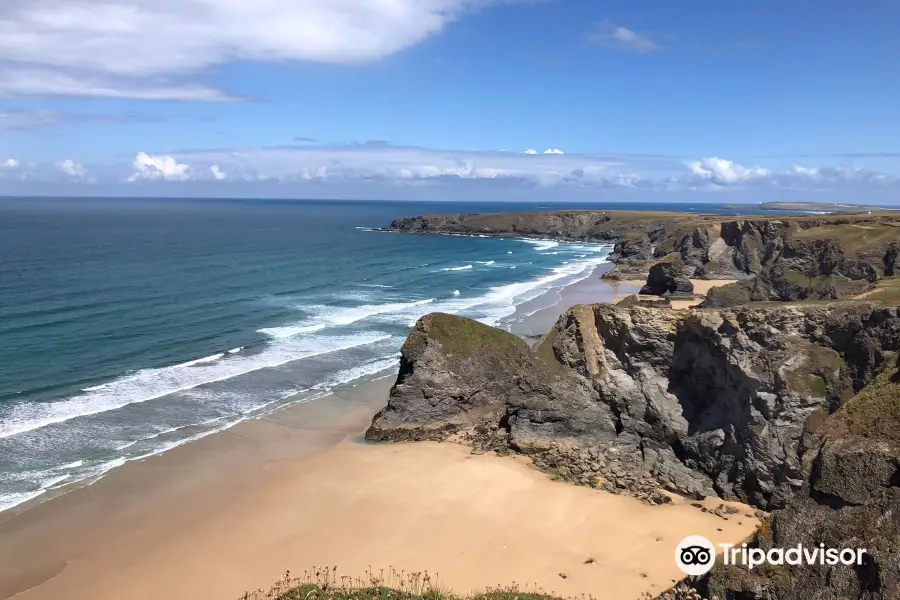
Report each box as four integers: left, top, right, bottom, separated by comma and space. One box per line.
0, 232, 618, 516
508, 263, 642, 336
0, 258, 752, 600
0, 374, 759, 600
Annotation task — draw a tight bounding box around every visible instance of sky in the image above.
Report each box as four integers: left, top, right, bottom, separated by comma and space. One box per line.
1, 0, 899, 203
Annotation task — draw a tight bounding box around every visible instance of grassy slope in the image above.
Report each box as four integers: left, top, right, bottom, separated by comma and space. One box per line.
827, 352, 900, 442
793, 222, 900, 253
865, 277, 900, 304
402, 313, 529, 367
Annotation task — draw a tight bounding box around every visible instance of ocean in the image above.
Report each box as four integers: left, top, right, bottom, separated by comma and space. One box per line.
0, 197, 765, 512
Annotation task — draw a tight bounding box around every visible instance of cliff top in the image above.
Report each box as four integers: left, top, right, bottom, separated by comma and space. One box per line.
826, 352, 900, 443
402, 312, 529, 366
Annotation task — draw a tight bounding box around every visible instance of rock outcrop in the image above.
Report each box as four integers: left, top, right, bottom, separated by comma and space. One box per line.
368, 304, 900, 511
698, 354, 900, 600
388, 210, 900, 305
640, 252, 695, 297
704, 233, 899, 308
387, 210, 690, 244
366, 313, 530, 443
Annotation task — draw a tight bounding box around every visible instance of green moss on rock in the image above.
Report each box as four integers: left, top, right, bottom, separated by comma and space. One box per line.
410, 312, 528, 365
827, 352, 900, 442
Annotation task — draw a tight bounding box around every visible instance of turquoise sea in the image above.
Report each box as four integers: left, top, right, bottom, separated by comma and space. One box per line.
0, 198, 766, 512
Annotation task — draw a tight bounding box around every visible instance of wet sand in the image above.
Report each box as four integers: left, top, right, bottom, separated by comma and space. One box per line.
0, 374, 758, 600
509, 265, 643, 336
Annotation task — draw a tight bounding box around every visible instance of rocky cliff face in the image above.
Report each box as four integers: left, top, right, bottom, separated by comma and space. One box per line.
367, 304, 900, 511
387, 210, 689, 243
365, 313, 530, 442
704, 233, 899, 308
700, 354, 900, 600
388, 210, 900, 303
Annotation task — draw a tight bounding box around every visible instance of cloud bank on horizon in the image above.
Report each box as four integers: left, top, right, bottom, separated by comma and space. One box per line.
3, 145, 897, 199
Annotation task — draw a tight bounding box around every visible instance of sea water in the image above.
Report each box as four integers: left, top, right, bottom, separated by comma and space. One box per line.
0, 197, 760, 511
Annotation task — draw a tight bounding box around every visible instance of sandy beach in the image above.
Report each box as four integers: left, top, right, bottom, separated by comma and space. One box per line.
0, 269, 757, 600
0, 374, 758, 600
605, 279, 738, 311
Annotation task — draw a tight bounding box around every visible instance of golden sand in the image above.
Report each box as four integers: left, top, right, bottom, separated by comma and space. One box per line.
607, 279, 738, 310
0, 377, 758, 600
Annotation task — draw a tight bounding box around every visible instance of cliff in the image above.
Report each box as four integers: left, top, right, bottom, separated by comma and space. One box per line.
368, 304, 900, 598
705, 222, 900, 307
700, 353, 900, 600
388, 210, 900, 304
368, 303, 900, 510
366, 313, 530, 442
387, 209, 693, 243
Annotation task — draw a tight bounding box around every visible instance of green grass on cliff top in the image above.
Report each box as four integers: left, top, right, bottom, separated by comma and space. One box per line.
868, 277, 900, 304
828, 352, 900, 442
794, 222, 900, 253
403, 313, 528, 364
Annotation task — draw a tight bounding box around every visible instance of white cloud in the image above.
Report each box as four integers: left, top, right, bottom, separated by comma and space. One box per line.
686, 157, 771, 184
58, 159, 87, 179
523, 148, 564, 155
0, 68, 232, 101
0, 0, 518, 100
1, 109, 63, 130
590, 22, 661, 54
166, 144, 635, 187
679, 157, 898, 191
129, 152, 191, 181
4, 145, 898, 195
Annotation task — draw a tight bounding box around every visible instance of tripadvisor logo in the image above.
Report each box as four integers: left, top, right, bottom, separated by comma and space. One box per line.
675, 535, 716, 576
675, 535, 868, 576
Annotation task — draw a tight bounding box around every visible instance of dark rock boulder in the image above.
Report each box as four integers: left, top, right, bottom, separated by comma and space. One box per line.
640, 253, 695, 297
609, 233, 653, 262
365, 312, 530, 443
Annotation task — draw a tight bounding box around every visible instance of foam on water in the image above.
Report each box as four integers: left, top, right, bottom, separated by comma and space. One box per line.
291, 299, 436, 330
397, 249, 612, 327
257, 323, 326, 338
440, 265, 473, 271
0, 349, 403, 513
81, 383, 108, 392
520, 239, 560, 251
177, 353, 226, 368
0, 331, 391, 439
312, 355, 400, 390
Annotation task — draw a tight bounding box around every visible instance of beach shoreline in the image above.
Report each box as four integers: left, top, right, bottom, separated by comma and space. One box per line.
0, 374, 759, 600
510, 263, 643, 336
0, 264, 757, 600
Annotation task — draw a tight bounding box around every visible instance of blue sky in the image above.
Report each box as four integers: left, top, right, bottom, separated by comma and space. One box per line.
1, 0, 899, 202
